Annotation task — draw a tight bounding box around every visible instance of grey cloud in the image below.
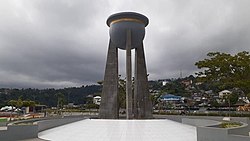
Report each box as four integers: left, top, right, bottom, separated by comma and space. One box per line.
0, 0, 250, 88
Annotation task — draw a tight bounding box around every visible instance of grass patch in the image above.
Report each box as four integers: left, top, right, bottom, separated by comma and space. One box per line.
219, 122, 242, 128
0, 118, 7, 122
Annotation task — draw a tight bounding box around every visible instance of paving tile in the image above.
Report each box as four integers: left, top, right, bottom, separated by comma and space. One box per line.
38, 119, 197, 141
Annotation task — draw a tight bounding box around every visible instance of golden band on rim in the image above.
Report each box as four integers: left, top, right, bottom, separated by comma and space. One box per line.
110, 18, 145, 25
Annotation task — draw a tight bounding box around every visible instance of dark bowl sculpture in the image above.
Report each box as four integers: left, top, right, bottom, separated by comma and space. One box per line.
107, 12, 149, 50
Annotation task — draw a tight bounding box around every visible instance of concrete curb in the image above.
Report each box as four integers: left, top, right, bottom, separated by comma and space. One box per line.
0, 116, 86, 141
161, 115, 250, 141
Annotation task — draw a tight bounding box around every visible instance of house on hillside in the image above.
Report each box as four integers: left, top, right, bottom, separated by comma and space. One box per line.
161, 94, 182, 102
219, 90, 232, 99
181, 80, 192, 87
93, 96, 101, 105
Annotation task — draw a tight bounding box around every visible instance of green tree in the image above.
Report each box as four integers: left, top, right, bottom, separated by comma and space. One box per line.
8, 100, 17, 121
56, 92, 65, 109
23, 100, 36, 112
195, 51, 250, 94
210, 99, 220, 107
150, 93, 161, 107
16, 97, 23, 108
8, 100, 17, 107
226, 93, 239, 106
118, 78, 126, 109
22, 100, 31, 107
161, 80, 190, 97
97, 77, 127, 109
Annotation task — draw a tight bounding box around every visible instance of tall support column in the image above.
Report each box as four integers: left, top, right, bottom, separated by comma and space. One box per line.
134, 43, 152, 119
126, 30, 133, 119
99, 40, 119, 119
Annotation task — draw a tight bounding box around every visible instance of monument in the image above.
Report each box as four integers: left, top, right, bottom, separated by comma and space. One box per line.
99, 12, 152, 119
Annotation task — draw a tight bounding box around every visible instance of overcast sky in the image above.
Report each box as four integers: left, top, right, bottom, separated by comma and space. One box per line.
0, 0, 250, 89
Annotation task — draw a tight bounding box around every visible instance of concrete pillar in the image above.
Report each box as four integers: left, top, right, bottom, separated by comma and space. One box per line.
99, 40, 119, 119
126, 30, 133, 119
134, 43, 153, 119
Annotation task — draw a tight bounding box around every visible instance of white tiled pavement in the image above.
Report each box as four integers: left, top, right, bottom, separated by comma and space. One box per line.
38, 119, 197, 141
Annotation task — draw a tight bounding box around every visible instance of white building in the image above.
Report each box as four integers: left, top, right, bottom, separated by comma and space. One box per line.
162, 81, 169, 86
93, 96, 101, 105
219, 90, 232, 99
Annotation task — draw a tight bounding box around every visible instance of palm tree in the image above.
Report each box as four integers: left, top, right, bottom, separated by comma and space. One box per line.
23, 100, 36, 114
56, 92, 65, 115
8, 100, 17, 121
